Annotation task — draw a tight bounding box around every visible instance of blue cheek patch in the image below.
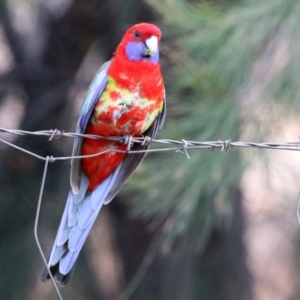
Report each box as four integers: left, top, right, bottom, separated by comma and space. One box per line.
125, 41, 159, 64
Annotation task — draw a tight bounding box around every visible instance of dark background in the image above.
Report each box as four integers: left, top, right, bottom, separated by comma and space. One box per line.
1, 0, 300, 299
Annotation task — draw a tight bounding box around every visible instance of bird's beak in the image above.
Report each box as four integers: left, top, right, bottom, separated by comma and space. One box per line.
144, 36, 158, 57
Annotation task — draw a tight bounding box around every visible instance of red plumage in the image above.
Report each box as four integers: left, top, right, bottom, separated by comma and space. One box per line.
81, 23, 164, 191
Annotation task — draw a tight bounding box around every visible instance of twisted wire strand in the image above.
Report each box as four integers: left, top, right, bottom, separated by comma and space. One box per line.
1, 127, 300, 163
1, 126, 300, 300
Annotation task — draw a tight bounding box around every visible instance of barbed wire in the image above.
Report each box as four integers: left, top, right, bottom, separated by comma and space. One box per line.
1, 127, 300, 163
1, 126, 300, 300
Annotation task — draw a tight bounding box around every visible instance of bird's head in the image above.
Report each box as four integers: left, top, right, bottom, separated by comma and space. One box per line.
115, 23, 161, 64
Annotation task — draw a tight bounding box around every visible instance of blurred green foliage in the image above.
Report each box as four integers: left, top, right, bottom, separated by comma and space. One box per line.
123, 0, 300, 252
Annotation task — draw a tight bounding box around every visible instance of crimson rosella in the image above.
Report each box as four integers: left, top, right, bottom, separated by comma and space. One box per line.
42, 23, 166, 285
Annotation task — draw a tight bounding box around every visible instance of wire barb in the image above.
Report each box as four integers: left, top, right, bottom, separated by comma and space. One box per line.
221, 140, 231, 152
49, 156, 56, 163
49, 129, 63, 141
122, 134, 134, 151
175, 139, 190, 159
141, 135, 152, 146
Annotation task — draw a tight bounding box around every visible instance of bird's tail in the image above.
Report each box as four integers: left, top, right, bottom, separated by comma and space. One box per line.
41, 164, 122, 285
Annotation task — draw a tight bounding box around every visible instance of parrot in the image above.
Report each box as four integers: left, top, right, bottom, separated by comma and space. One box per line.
41, 23, 166, 285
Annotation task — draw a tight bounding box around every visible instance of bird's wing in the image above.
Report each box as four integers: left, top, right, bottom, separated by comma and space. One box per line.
70, 61, 111, 194
104, 90, 166, 204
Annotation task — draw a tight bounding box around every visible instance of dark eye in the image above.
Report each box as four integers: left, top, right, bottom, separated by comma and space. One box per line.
133, 31, 142, 39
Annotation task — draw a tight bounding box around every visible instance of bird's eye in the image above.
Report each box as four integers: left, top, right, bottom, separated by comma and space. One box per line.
133, 31, 142, 39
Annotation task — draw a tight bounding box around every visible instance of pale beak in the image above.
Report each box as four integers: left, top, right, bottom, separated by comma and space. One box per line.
144, 36, 158, 57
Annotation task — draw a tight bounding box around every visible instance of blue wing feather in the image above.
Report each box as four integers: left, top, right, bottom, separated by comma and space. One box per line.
78, 61, 112, 131
70, 61, 111, 194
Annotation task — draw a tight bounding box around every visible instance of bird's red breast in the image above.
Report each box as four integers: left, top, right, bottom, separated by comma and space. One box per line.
81, 23, 164, 191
